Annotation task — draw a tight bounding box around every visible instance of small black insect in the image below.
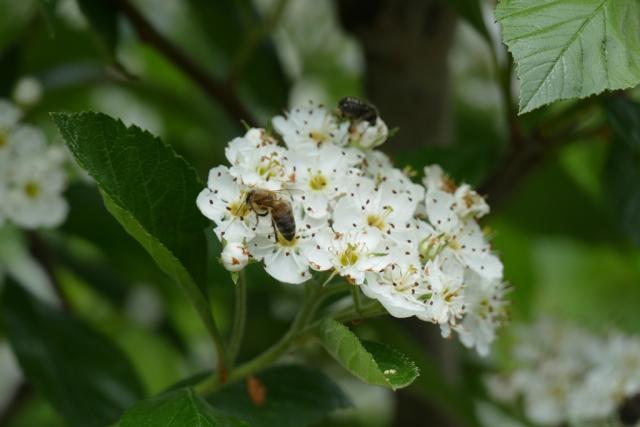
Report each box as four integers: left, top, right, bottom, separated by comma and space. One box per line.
338, 96, 378, 126
619, 393, 640, 426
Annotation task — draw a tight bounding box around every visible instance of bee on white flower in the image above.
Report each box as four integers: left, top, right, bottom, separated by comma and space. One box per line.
196, 98, 509, 356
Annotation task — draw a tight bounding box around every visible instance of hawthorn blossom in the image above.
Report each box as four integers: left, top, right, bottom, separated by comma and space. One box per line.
487, 318, 640, 426
196, 98, 508, 356
0, 101, 68, 229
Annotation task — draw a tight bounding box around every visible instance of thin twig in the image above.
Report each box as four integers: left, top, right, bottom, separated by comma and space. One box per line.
112, 0, 258, 127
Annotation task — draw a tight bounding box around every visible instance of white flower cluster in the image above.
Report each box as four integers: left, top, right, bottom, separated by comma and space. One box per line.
0, 100, 68, 229
486, 318, 640, 426
196, 100, 508, 355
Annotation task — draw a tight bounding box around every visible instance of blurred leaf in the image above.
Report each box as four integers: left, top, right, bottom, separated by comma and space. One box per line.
1, 282, 145, 427
185, 0, 288, 113
121, 388, 247, 427
37, 0, 58, 36
0, 41, 21, 96
605, 138, 640, 247
316, 318, 419, 390
604, 96, 640, 153
52, 112, 209, 295
449, 0, 491, 42
76, 0, 119, 57
604, 97, 640, 247
207, 365, 352, 427
496, 0, 640, 113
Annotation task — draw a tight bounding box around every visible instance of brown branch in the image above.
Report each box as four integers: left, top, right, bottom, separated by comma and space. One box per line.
112, 0, 258, 128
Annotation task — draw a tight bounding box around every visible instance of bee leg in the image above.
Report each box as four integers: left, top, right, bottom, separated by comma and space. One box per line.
270, 218, 279, 243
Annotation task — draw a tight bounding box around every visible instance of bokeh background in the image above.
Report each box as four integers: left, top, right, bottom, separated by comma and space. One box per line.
1, 0, 639, 426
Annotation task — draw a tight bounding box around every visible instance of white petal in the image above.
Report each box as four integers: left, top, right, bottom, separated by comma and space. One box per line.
263, 250, 310, 284
425, 189, 459, 233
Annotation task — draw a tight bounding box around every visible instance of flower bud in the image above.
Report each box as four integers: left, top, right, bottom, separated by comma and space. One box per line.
348, 118, 388, 149
221, 241, 249, 272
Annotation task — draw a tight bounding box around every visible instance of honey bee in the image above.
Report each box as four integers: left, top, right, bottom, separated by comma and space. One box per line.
246, 189, 296, 242
338, 96, 378, 126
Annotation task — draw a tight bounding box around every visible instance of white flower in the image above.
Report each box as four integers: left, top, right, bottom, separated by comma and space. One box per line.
421, 193, 503, 280
423, 164, 489, 219
487, 318, 640, 426
226, 128, 289, 191
196, 165, 259, 242
221, 241, 250, 272
13, 76, 43, 108
0, 100, 21, 166
2, 125, 68, 229
272, 101, 349, 152
248, 221, 330, 284
347, 117, 388, 149
287, 144, 361, 218
312, 229, 385, 284
196, 99, 509, 355
362, 263, 428, 318
451, 271, 509, 356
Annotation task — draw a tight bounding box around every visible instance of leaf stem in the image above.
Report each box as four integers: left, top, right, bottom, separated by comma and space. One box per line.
226, 270, 247, 367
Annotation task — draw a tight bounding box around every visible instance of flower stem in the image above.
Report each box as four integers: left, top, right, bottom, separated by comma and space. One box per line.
351, 286, 363, 315
226, 270, 247, 367
196, 281, 323, 395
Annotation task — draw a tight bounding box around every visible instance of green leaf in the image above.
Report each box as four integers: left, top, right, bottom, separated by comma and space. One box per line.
207, 365, 352, 427
604, 96, 640, 154
121, 388, 247, 427
1, 281, 145, 427
37, 0, 58, 36
496, 0, 640, 113
76, 0, 119, 57
604, 99, 640, 247
52, 112, 208, 293
449, 0, 491, 43
316, 318, 419, 390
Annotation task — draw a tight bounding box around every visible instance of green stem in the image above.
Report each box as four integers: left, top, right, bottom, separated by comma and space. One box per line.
351, 286, 363, 315
226, 270, 247, 367
196, 281, 323, 395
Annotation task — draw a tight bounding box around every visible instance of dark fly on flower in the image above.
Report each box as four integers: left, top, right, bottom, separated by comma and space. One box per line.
338, 96, 379, 126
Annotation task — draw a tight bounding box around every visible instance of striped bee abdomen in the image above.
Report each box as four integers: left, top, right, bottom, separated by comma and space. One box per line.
273, 210, 296, 241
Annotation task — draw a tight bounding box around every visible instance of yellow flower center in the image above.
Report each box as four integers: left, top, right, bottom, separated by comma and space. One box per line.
309, 131, 328, 144
24, 181, 40, 198
309, 173, 327, 191
228, 200, 250, 218
256, 156, 282, 179
339, 244, 359, 266
367, 206, 393, 230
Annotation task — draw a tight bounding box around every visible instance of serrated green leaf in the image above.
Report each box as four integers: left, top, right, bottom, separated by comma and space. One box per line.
361, 340, 420, 390
496, 0, 640, 113
207, 365, 352, 427
1, 281, 145, 427
121, 388, 247, 427
52, 112, 208, 291
316, 318, 419, 390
